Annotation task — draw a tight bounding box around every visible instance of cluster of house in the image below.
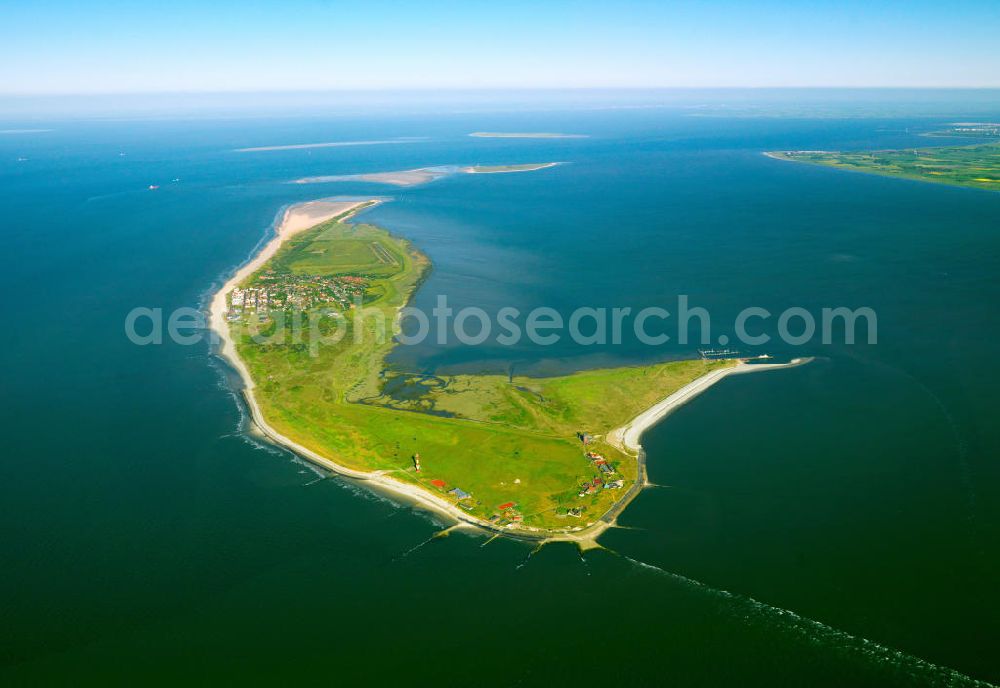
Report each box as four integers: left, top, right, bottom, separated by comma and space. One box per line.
426, 470, 527, 526
578, 475, 604, 497
575, 448, 625, 497
950, 124, 1000, 136
577, 475, 625, 497
486, 501, 523, 527
426, 477, 477, 512
448, 486, 472, 502
587, 451, 617, 475
226, 273, 369, 322
416, 432, 633, 529
227, 286, 270, 320
449, 488, 475, 512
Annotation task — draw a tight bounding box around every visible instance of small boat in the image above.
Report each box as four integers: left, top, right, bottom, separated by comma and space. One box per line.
148, 184, 159, 190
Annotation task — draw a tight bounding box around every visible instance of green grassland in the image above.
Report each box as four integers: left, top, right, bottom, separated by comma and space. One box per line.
368, 361, 723, 436
233, 208, 731, 531
273, 221, 404, 278
770, 142, 1000, 192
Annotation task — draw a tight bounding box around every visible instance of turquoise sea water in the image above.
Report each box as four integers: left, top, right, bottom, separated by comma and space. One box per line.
1, 93, 998, 685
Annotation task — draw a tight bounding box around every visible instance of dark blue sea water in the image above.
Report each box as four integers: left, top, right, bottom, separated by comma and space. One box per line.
1, 92, 998, 685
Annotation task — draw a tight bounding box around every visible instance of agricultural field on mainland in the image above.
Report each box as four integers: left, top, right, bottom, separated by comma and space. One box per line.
770, 142, 1000, 192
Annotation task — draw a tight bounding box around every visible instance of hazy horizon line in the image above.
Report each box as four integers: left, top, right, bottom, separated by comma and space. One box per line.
4, 86, 1000, 98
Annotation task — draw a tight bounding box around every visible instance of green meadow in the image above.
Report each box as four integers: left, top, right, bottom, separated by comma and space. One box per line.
771, 142, 1000, 192
233, 207, 729, 531
280, 221, 404, 277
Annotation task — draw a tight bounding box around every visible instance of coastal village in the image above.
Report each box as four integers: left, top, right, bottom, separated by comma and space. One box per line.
939, 122, 1000, 137
226, 269, 369, 322
411, 431, 626, 531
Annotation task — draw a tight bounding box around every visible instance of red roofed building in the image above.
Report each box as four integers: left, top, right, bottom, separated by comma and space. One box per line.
430, 479, 446, 489
498, 501, 516, 510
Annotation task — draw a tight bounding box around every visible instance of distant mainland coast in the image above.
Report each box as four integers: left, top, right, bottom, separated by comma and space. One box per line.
765, 141, 1000, 192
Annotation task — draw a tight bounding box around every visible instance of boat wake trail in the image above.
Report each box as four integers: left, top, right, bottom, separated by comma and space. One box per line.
608, 550, 989, 687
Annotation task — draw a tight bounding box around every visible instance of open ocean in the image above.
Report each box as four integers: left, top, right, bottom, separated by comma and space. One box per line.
2, 91, 998, 685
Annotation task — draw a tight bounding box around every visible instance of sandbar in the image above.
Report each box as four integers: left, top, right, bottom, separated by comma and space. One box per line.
293, 163, 557, 187
469, 132, 588, 139
235, 138, 426, 153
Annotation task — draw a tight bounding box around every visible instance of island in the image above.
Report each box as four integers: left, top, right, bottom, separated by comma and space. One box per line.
767, 142, 1000, 192
234, 138, 426, 152
462, 163, 558, 174
294, 168, 449, 186
211, 199, 802, 542
293, 163, 558, 187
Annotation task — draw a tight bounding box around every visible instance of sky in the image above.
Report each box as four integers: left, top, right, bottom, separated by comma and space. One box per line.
1, 0, 999, 93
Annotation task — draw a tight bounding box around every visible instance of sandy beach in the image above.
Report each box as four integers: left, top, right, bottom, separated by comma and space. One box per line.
607, 358, 811, 454
293, 167, 449, 187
